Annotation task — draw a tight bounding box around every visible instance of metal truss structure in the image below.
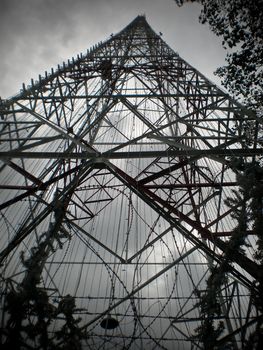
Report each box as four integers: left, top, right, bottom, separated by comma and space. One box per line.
0, 16, 262, 349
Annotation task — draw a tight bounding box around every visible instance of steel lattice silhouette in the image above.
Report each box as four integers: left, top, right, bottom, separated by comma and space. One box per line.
0, 16, 262, 349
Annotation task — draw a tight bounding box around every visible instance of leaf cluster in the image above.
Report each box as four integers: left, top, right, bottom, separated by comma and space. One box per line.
193, 158, 263, 348
1, 213, 85, 349
174, 0, 263, 108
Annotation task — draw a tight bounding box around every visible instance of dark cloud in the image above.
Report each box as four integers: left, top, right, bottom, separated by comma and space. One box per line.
0, 0, 226, 98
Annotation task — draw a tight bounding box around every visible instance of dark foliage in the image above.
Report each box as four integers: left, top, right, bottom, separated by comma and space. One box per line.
174, 0, 263, 109
1, 206, 86, 349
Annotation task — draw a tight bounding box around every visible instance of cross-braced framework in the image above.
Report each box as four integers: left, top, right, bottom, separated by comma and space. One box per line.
0, 16, 262, 349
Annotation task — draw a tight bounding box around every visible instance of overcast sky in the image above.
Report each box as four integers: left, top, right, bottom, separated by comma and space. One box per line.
0, 0, 227, 99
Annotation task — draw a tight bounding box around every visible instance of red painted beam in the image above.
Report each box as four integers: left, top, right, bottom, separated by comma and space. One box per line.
107, 162, 261, 282
0, 163, 85, 211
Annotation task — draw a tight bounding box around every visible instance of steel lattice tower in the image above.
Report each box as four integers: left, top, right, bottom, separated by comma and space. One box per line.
0, 16, 262, 349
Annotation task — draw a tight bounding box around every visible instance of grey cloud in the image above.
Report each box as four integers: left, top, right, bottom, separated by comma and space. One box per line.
0, 0, 226, 98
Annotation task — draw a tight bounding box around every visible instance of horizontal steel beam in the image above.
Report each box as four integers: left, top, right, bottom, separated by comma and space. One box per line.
0, 148, 262, 160
106, 160, 261, 282
10, 92, 226, 101
82, 246, 198, 329
145, 182, 238, 189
